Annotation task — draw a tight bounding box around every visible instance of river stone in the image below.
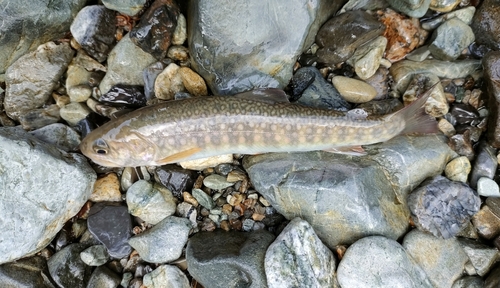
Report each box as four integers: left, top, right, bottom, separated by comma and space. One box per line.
86, 266, 121, 287
188, 0, 343, 95
47, 243, 93, 288
265, 217, 337, 288
29, 123, 81, 152
18, 105, 61, 131
471, 0, 500, 51
186, 230, 275, 288
0, 127, 95, 264
99, 33, 157, 94
128, 216, 192, 263
316, 10, 385, 66
403, 230, 469, 288
0, 256, 55, 288
102, 0, 148, 16
430, 0, 461, 12
477, 177, 500, 197
243, 135, 455, 248
80, 245, 110, 266
294, 66, 351, 111
458, 238, 499, 276
408, 176, 481, 239
452, 276, 484, 288
389, 59, 482, 95
337, 236, 432, 288
87, 203, 133, 259
338, 0, 389, 13
331, 76, 377, 103
70, 5, 117, 62
4, 42, 74, 121
60, 102, 92, 126
154, 63, 185, 100
143, 265, 190, 288
485, 52, 500, 149
126, 180, 177, 225
428, 18, 475, 61
172, 13, 187, 45
0, 0, 86, 75
154, 164, 197, 198
346, 36, 387, 80
470, 141, 498, 188
444, 156, 471, 183
423, 6, 476, 31
386, 0, 431, 18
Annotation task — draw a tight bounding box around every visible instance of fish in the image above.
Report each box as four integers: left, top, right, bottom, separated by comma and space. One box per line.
79, 87, 438, 167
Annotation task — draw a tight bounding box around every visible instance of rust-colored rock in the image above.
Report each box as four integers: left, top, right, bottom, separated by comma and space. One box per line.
378, 8, 428, 62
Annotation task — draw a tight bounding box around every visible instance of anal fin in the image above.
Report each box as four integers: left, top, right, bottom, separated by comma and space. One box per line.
156, 147, 202, 165
323, 146, 366, 156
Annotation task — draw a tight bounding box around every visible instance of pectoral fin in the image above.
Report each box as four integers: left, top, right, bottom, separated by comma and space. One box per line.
323, 146, 366, 156
156, 147, 202, 165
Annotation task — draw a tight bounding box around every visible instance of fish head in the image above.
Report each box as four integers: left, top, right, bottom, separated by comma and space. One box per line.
80, 123, 158, 167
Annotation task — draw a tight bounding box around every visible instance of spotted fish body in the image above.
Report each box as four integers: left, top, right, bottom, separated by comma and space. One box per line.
80, 89, 437, 167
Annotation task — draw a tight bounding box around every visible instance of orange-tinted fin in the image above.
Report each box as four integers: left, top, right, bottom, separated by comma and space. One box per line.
393, 83, 439, 135
156, 147, 202, 165
323, 146, 366, 156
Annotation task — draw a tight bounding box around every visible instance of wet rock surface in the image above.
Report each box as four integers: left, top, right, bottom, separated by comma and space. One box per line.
0, 127, 95, 264
188, 0, 343, 95
186, 230, 275, 288
4, 42, 74, 121
47, 243, 92, 288
0, 256, 55, 287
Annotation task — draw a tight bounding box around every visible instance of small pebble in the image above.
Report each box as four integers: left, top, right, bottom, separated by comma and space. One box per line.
445, 156, 471, 183
178, 67, 208, 97
80, 245, 110, 266
90, 173, 122, 202
477, 177, 500, 197
60, 102, 92, 126
331, 76, 377, 103
154, 63, 185, 100
226, 170, 247, 182
438, 118, 456, 137
471, 206, 500, 240
183, 192, 199, 207
167, 45, 189, 62
192, 188, 215, 209
203, 174, 234, 190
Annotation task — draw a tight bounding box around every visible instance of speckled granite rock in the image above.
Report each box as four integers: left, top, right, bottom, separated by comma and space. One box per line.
0, 127, 95, 264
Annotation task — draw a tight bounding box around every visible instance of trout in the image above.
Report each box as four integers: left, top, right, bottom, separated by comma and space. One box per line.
80, 88, 438, 167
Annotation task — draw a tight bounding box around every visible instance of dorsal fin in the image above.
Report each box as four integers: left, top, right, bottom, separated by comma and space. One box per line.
234, 88, 289, 104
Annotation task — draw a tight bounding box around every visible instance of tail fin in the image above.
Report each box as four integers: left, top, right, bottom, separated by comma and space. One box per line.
392, 84, 439, 135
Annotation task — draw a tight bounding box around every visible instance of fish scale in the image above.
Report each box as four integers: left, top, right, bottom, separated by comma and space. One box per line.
80, 88, 437, 167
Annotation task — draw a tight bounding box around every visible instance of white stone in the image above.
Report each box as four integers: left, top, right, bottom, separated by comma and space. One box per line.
477, 177, 500, 197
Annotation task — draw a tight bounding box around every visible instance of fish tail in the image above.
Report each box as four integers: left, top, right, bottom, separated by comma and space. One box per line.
393, 84, 439, 135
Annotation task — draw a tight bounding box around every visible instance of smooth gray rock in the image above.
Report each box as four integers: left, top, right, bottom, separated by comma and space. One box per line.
429, 18, 475, 61
422, 6, 476, 30
0, 0, 86, 75
29, 123, 81, 152
0, 127, 95, 264
265, 217, 338, 288
188, 0, 343, 95
203, 174, 233, 190
408, 176, 481, 239
458, 238, 499, 276
389, 59, 482, 95
186, 230, 275, 288
294, 66, 350, 111
4, 42, 74, 121
126, 180, 177, 225
478, 177, 500, 197
485, 52, 500, 149
70, 5, 117, 62
337, 236, 432, 288
403, 230, 469, 288
192, 188, 215, 210
470, 141, 497, 189
243, 135, 455, 248
80, 245, 110, 266
0, 256, 55, 288
102, 0, 147, 16
86, 266, 121, 288
386, 0, 431, 18
99, 34, 157, 94
128, 216, 192, 263
48, 243, 92, 288
143, 265, 190, 288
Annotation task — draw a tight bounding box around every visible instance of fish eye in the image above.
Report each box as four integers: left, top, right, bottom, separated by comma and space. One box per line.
92, 138, 109, 155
